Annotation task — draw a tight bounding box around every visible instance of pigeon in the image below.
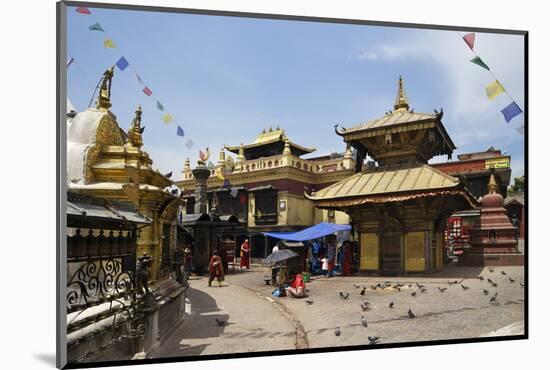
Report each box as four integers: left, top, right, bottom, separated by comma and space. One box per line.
139, 126, 145, 134
491, 281, 498, 287
360, 287, 366, 296
478, 275, 484, 280
397, 287, 402, 292
509, 277, 515, 283
361, 315, 368, 327
164, 171, 173, 178
448, 280, 458, 285
335, 327, 341, 336
305, 300, 314, 305
420, 288, 427, 294
215, 318, 226, 326
361, 301, 371, 311
483, 289, 490, 295
340, 292, 350, 300
490, 293, 498, 302
368, 336, 380, 345
437, 287, 447, 293
371, 285, 378, 290
461, 284, 470, 290
389, 302, 394, 309
501, 270, 507, 275
489, 267, 495, 272
416, 283, 425, 289
353, 284, 361, 289
487, 278, 494, 284
408, 308, 416, 319
339, 291, 344, 297
520, 282, 525, 288
411, 292, 417, 297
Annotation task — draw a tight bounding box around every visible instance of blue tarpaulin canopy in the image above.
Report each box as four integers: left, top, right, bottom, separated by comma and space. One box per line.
263, 222, 351, 242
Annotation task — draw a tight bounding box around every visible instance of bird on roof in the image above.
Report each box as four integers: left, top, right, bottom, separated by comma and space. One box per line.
438, 287, 447, 293
509, 277, 515, 283
389, 302, 394, 309
489, 267, 495, 272
501, 270, 507, 275
305, 300, 314, 305
335, 327, 341, 336
408, 309, 416, 319
461, 284, 470, 290
164, 171, 172, 178
489, 292, 498, 302
360, 287, 366, 296
139, 126, 145, 134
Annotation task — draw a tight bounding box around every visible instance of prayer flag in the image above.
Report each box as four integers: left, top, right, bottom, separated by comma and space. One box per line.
66, 57, 74, 68
89, 22, 104, 32
116, 56, 129, 71
162, 113, 173, 124
177, 125, 185, 137
76, 7, 91, 15
207, 161, 215, 170
239, 193, 247, 205
485, 80, 505, 100
470, 56, 490, 71
230, 187, 239, 198
104, 39, 116, 49
185, 139, 194, 149
142, 86, 153, 96
516, 125, 524, 135
156, 100, 164, 111
463, 33, 475, 50
500, 101, 523, 123
135, 72, 144, 85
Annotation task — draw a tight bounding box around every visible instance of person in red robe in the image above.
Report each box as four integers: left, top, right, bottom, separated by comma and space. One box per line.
240, 239, 251, 269
286, 273, 306, 298
208, 250, 225, 287
342, 241, 353, 276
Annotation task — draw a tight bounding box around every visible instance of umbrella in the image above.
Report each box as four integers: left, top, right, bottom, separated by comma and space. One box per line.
263, 249, 299, 265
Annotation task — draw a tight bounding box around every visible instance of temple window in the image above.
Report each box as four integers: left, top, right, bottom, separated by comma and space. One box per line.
274, 160, 279, 166
429, 130, 435, 142
254, 189, 278, 225
385, 133, 392, 144
268, 161, 272, 168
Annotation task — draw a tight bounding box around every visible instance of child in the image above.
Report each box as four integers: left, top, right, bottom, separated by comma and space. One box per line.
321, 257, 329, 277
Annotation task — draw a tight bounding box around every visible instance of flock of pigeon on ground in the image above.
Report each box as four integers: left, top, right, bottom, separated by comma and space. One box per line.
304, 267, 524, 345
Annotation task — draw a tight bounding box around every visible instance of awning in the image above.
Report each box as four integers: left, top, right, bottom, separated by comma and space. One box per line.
263, 222, 351, 242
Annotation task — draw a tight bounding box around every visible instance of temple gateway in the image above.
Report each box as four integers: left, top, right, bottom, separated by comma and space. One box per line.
306, 77, 478, 275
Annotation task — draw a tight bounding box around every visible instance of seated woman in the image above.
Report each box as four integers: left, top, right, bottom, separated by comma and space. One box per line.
286, 273, 306, 298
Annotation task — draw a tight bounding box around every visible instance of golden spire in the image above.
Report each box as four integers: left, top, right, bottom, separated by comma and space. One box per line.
487, 173, 498, 194
96, 66, 115, 110
184, 157, 190, 171
127, 105, 144, 148
394, 75, 409, 111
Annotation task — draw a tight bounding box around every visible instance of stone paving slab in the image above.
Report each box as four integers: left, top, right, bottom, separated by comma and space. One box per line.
150, 276, 296, 359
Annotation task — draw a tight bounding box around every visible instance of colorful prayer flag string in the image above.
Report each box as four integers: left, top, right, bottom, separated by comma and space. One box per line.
501, 101, 523, 123
485, 80, 505, 100
162, 113, 173, 124
462, 33, 475, 50
103, 39, 116, 49
177, 125, 185, 137
470, 56, 490, 71
142, 86, 153, 96
89, 22, 104, 32
116, 56, 129, 71
156, 100, 164, 111
76, 7, 91, 15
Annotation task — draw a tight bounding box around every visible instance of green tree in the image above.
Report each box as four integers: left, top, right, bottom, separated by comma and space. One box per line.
508, 175, 525, 194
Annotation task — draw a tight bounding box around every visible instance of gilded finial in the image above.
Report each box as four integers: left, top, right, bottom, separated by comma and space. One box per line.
96, 66, 115, 110
127, 105, 143, 148
487, 173, 498, 194
394, 75, 409, 111
269, 126, 273, 132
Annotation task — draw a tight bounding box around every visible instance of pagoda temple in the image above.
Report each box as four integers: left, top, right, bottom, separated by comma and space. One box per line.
67, 67, 183, 280
306, 76, 478, 275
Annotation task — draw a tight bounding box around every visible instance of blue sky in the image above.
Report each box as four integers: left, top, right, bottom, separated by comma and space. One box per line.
67, 7, 525, 182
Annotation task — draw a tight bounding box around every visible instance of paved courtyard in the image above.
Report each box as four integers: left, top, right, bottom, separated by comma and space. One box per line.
151, 265, 525, 358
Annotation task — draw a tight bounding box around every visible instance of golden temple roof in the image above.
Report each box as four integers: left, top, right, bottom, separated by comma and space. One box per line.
225, 127, 315, 157
306, 163, 476, 206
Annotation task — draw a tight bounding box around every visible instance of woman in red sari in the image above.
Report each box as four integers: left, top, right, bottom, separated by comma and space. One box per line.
240, 239, 250, 269
208, 250, 225, 287
286, 273, 306, 298
342, 241, 353, 276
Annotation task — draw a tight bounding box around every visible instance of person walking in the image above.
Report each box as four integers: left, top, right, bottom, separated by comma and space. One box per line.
240, 239, 251, 269
341, 241, 353, 276
208, 250, 225, 287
